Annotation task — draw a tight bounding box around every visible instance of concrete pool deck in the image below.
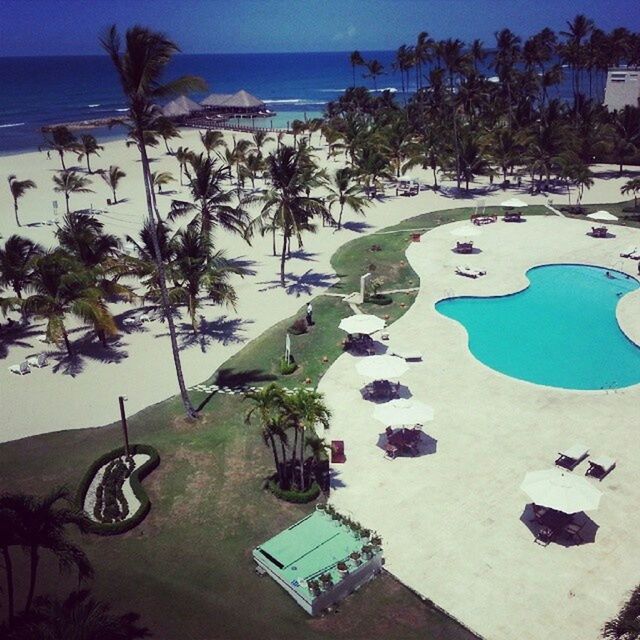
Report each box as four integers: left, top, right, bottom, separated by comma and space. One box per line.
319, 215, 640, 640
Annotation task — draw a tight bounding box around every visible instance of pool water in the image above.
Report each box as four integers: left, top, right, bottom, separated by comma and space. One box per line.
436, 264, 640, 390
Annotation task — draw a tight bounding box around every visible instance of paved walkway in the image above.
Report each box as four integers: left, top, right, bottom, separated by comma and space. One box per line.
320, 216, 640, 640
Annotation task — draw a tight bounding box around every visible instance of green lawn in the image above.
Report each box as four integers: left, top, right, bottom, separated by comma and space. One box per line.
560, 198, 640, 229
0, 207, 485, 639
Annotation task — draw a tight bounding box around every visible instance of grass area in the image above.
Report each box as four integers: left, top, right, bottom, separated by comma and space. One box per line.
561, 198, 640, 229
0, 207, 487, 639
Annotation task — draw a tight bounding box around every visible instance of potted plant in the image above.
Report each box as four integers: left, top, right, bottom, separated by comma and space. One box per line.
307, 579, 321, 597
361, 544, 373, 560
371, 534, 382, 550
360, 528, 371, 539
337, 561, 349, 576
350, 551, 362, 566
320, 573, 333, 589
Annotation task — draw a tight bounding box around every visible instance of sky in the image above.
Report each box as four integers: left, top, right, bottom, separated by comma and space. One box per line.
1, 0, 639, 57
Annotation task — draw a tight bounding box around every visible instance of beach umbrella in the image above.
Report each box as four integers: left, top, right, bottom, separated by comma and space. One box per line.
500, 198, 528, 208
339, 314, 385, 336
356, 354, 409, 380
450, 225, 481, 237
520, 468, 602, 514
587, 210, 618, 221
373, 399, 434, 426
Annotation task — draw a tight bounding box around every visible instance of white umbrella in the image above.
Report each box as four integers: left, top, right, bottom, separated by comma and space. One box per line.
339, 314, 385, 336
587, 210, 618, 221
373, 399, 434, 426
500, 198, 528, 208
450, 225, 481, 237
520, 468, 602, 514
356, 354, 409, 380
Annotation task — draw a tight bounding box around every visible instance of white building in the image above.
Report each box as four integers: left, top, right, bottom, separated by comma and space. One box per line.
604, 67, 640, 111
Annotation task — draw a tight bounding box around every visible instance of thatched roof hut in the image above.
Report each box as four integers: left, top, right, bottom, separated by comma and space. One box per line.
201, 93, 234, 107
221, 90, 265, 110
161, 95, 203, 118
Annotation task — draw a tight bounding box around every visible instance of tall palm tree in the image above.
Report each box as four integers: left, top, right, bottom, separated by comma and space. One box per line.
241, 152, 264, 190
364, 59, 385, 92
174, 145, 192, 186
52, 170, 93, 215
470, 38, 486, 72
609, 105, 640, 174
7, 175, 36, 227
349, 50, 365, 87
560, 14, 594, 103
76, 134, 103, 174
151, 170, 174, 194
414, 32, 433, 90
101, 164, 126, 204
290, 120, 307, 148
325, 167, 370, 229
200, 129, 225, 159
23, 251, 117, 354
155, 116, 181, 155
55, 212, 120, 268
621, 177, 640, 209
40, 126, 78, 171
0, 235, 43, 299
101, 25, 206, 418
251, 130, 274, 158
1, 488, 93, 614
7, 589, 150, 639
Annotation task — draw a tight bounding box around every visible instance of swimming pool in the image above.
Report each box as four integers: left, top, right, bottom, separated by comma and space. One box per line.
436, 264, 640, 390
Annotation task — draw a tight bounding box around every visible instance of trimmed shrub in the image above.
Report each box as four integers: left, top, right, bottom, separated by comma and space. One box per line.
279, 356, 298, 375
289, 317, 308, 335
75, 444, 160, 536
267, 479, 320, 503
364, 293, 392, 306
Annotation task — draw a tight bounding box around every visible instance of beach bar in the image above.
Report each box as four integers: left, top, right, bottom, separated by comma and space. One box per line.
253, 510, 383, 615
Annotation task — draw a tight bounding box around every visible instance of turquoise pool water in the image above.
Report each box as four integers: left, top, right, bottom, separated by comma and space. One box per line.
436, 264, 640, 390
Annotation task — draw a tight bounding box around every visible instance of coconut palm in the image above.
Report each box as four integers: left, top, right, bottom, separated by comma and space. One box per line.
6, 589, 150, 639
55, 212, 120, 268
23, 250, 117, 353
364, 59, 385, 91
241, 152, 264, 190
251, 130, 274, 158
609, 105, 640, 174
350, 50, 365, 87
200, 129, 225, 159
101, 164, 126, 204
0, 235, 44, 298
560, 14, 594, 103
621, 177, 640, 209
155, 115, 181, 155
40, 126, 78, 171
354, 146, 393, 197
76, 134, 103, 174
52, 170, 94, 215
223, 136, 252, 185
325, 167, 370, 229
1, 488, 93, 614
101, 24, 206, 418
290, 120, 306, 148
151, 170, 174, 194
7, 175, 36, 228
174, 145, 192, 186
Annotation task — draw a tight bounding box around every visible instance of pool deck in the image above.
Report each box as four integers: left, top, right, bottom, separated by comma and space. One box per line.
319, 216, 640, 640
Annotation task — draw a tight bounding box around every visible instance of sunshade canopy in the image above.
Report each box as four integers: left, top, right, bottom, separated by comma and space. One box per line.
356, 354, 409, 380
450, 225, 481, 237
373, 399, 434, 426
521, 468, 602, 514
338, 314, 385, 335
500, 198, 528, 208
587, 210, 618, 221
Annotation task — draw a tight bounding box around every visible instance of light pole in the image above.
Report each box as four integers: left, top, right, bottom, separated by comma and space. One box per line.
118, 395, 130, 459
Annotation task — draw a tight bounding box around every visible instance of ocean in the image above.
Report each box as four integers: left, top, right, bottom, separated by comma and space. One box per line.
0, 50, 594, 155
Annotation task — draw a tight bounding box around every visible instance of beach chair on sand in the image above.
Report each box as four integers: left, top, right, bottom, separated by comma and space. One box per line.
9, 361, 31, 375
26, 353, 48, 368
555, 444, 589, 470
586, 456, 616, 480
619, 247, 638, 258
456, 265, 486, 279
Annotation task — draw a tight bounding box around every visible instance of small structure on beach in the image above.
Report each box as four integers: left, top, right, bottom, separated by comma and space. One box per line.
161, 95, 203, 120
200, 89, 274, 121
200, 93, 233, 109
604, 67, 640, 111
253, 509, 383, 615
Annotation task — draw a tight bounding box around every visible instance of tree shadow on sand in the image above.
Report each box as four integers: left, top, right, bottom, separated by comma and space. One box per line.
257, 269, 337, 297
157, 315, 253, 353
0, 323, 45, 360
48, 336, 130, 377
341, 220, 374, 234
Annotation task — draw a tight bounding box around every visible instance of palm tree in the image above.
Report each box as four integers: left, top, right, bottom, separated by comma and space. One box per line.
350, 50, 365, 87
364, 59, 385, 91
252, 130, 274, 158
223, 136, 252, 186
252, 145, 328, 287
414, 32, 433, 90
55, 212, 120, 268
7, 175, 36, 228
470, 38, 486, 72
40, 126, 78, 171
155, 116, 181, 155
0, 499, 19, 624
200, 129, 225, 159
52, 170, 93, 214
101, 24, 206, 419
325, 167, 370, 229
7, 589, 150, 639
101, 164, 126, 204
621, 177, 640, 209
151, 170, 174, 194
76, 134, 103, 174
175, 145, 192, 186
609, 105, 640, 174
0, 235, 44, 298
23, 250, 117, 353
290, 119, 306, 148
1, 488, 93, 614
560, 14, 594, 103
241, 152, 263, 190
354, 146, 393, 198
603, 585, 640, 640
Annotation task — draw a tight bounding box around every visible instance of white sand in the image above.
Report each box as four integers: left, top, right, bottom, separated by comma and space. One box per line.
0, 125, 637, 443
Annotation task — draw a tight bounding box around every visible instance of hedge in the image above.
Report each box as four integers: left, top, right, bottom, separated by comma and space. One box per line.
267, 479, 321, 504
75, 444, 160, 536
364, 293, 393, 306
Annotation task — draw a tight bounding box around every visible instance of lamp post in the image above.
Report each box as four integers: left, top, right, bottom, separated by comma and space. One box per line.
118, 395, 130, 459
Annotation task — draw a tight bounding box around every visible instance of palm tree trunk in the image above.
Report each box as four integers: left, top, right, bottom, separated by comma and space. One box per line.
272, 227, 277, 256
280, 231, 288, 287
24, 546, 39, 613
266, 432, 281, 485
59, 150, 66, 171
291, 427, 299, 487
338, 203, 345, 229
13, 200, 20, 227
62, 327, 72, 355
65, 193, 70, 215
86, 155, 92, 174
112, 186, 117, 204
299, 428, 306, 489
2, 545, 15, 623
137, 131, 197, 418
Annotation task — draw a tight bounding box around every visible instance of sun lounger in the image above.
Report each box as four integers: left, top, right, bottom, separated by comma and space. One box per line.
123, 317, 143, 327
585, 456, 616, 480
456, 266, 486, 279
9, 361, 31, 375
555, 444, 589, 470
26, 353, 48, 368
36, 334, 49, 343
619, 247, 638, 258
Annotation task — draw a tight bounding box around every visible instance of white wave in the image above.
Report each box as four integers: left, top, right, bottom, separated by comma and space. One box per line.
376, 87, 398, 93
317, 89, 347, 93
114, 108, 128, 112
0, 122, 25, 128
88, 104, 101, 108
487, 76, 500, 83
265, 99, 321, 105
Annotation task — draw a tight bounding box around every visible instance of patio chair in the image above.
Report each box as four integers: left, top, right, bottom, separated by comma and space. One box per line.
9, 361, 31, 375
503, 212, 523, 222
456, 265, 486, 279
384, 443, 399, 460
534, 525, 554, 546
585, 456, 616, 481
455, 241, 474, 254
590, 226, 608, 238
563, 521, 585, 543
619, 247, 638, 258
331, 440, 346, 464
26, 353, 48, 368
531, 504, 549, 521
555, 444, 589, 470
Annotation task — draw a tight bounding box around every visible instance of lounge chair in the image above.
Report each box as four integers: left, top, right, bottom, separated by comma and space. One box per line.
586, 456, 616, 480
9, 361, 31, 375
123, 317, 143, 327
456, 265, 486, 279
555, 444, 589, 470
26, 353, 48, 368
619, 247, 639, 258
503, 211, 523, 222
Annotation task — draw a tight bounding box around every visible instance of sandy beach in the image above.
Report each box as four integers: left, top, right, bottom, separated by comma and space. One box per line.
0, 127, 637, 443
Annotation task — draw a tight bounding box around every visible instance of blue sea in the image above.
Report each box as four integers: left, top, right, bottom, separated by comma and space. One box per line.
0, 51, 594, 155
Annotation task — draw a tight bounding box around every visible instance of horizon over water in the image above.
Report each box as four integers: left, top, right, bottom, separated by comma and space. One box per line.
0, 49, 588, 156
